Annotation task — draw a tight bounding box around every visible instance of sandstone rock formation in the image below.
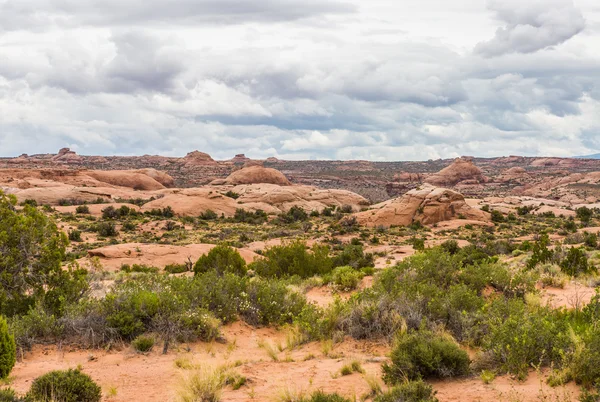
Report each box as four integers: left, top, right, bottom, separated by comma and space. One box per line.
52, 148, 83, 163
183, 151, 217, 166
355, 185, 490, 228
425, 158, 487, 187
142, 184, 369, 217
212, 165, 292, 186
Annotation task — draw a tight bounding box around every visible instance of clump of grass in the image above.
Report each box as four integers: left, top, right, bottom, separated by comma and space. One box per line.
105, 385, 118, 398
177, 365, 224, 402
174, 356, 196, 370
340, 360, 364, 376
258, 339, 280, 362
480, 370, 495, 384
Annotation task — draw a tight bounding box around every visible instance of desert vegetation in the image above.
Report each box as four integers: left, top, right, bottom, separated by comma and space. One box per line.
1, 163, 600, 402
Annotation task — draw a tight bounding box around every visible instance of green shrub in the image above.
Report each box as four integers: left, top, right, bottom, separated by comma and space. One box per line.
241, 279, 306, 326
27, 369, 101, 402
374, 380, 438, 402
75, 205, 90, 214
164, 263, 188, 274
68, 230, 82, 242
491, 210, 504, 223
0, 388, 20, 402
0, 192, 87, 317
481, 299, 570, 380
560, 247, 594, 276
328, 266, 363, 291
0, 316, 16, 379
250, 241, 333, 278
231, 208, 267, 224
95, 222, 117, 237
199, 209, 218, 220
194, 245, 247, 276
279, 206, 308, 223
224, 191, 240, 199
383, 330, 470, 383
304, 391, 351, 402
527, 234, 554, 269
570, 326, 600, 387
332, 244, 374, 269
440, 240, 460, 255
132, 334, 155, 353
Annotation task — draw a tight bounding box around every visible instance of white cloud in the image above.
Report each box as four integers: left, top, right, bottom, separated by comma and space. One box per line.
0, 0, 598, 159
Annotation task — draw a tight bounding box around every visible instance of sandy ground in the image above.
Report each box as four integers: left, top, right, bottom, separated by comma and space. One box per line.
8, 322, 389, 402
8, 320, 582, 402
540, 282, 596, 309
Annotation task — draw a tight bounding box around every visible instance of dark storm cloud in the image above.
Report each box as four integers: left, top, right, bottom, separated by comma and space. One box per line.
475, 0, 585, 57
0, 0, 355, 31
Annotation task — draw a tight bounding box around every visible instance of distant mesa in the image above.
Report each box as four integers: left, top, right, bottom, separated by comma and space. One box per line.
425, 158, 487, 186
52, 147, 83, 163
355, 184, 491, 228
211, 165, 291, 186
265, 157, 281, 163
230, 154, 251, 164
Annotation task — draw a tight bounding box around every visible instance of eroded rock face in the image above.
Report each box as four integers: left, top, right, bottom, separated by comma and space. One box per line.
425, 158, 487, 187
213, 165, 292, 186
355, 184, 490, 227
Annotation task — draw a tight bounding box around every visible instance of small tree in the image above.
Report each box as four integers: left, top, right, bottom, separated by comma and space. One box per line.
560, 247, 594, 276
576, 206, 593, 226
0, 192, 88, 316
0, 316, 16, 379
194, 245, 247, 276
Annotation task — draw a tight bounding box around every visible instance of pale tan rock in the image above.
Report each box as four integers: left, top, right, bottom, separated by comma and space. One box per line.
213, 165, 292, 186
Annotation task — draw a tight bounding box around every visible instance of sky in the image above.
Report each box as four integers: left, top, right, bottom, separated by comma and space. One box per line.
0, 0, 599, 160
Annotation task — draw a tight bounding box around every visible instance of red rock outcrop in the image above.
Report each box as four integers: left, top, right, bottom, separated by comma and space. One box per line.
355, 185, 490, 228
425, 158, 487, 187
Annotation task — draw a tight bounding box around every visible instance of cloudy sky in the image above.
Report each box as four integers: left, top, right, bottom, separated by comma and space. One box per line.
0, 0, 599, 160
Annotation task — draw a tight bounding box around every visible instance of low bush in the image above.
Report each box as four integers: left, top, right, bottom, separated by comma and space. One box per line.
279, 206, 309, 223
0, 388, 21, 402
250, 241, 333, 278
383, 330, 470, 383
332, 244, 374, 269
303, 391, 351, 402
27, 369, 102, 402
194, 245, 247, 276
231, 208, 267, 224
75, 205, 90, 214
374, 380, 438, 402
199, 209, 218, 220
132, 334, 155, 353
327, 266, 363, 291
481, 299, 570, 380
95, 222, 117, 237
165, 263, 189, 274
68, 230, 82, 242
